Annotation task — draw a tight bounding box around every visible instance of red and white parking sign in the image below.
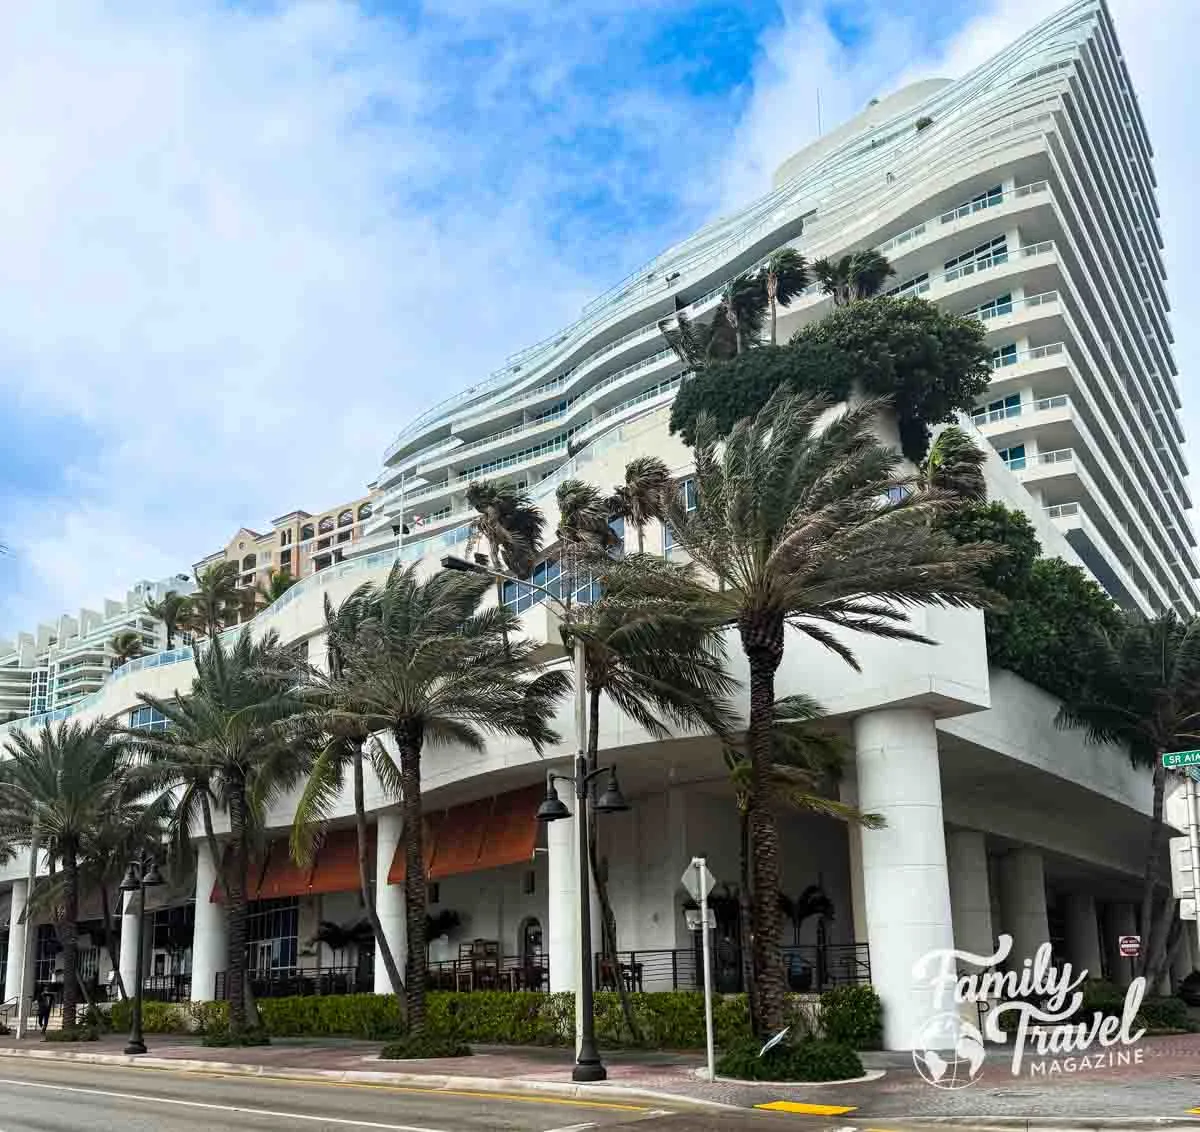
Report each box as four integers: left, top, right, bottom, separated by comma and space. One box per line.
1118, 934, 1141, 958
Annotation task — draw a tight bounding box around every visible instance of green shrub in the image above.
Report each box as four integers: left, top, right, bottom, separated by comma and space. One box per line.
379, 1033, 471, 1059
1138, 995, 1189, 1032
820, 985, 883, 1050
202, 1023, 270, 1047
109, 998, 228, 1036
715, 1037, 863, 1081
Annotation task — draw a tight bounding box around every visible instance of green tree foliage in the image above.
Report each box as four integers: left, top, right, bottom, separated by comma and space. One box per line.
937, 502, 1040, 593
669, 342, 856, 445
793, 296, 992, 460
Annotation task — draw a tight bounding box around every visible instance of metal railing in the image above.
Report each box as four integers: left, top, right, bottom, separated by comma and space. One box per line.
426, 954, 548, 993
1038, 447, 1076, 465
972, 392, 1070, 425
140, 974, 192, 1003
214, 964, 373, 1001
990, 341, 1065, 369
1045, 502, 1081, 518
975, 289, 1060, 321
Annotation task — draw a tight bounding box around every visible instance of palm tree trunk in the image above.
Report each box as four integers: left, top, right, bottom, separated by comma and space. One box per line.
61, 843, 80, 1031
226, 780, 251, 1035
1136, 764, 1168, 979
353, 746, 406, 1009
585, 682, 641, 1043
100, 886, 128, 1001
636, 525, 645, 555
741, 623, 786, 1037
396, 724, 427, 1035
738, 808, 756, 1012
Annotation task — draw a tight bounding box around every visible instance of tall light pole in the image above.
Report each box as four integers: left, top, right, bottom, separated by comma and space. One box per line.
119, 851, 165, 1055
440, 552, 626, 1082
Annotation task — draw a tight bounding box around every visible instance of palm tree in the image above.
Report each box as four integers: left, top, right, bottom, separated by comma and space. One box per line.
658, 309, 735, 372
466, 480, 546, 578
556, 479, 616, 552
723, 694, 883, 1016
145, 591, 192, 650
919, 426, 987, 503
561, 549, 740, 1037
812, 249, 894, 306
289, 589, 407, 1007
0, 722, 143, 1030
1057, 611, 1200, 986
608, 457, 673, 554
320, 563, 569, 1033
762, 249, 809, 345
667, 389, 992, 1034
109, 629, 145, 669
130, 632, 309, 1039
716, 271, 768, 356
257, 569, 298, 607
187, 562, 241, 638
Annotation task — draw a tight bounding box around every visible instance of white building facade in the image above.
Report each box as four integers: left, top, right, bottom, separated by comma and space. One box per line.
0, 0, 1196, 1050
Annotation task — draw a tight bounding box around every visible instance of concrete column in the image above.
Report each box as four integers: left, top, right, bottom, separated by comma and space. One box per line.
840, 778, 869, 946
374, 809, 406, 994
190, 841, 228, 1002
854, 708, 954, 1051
1063, 892, 1104, 979
118, 890, 143, 997
5, 880, 31, 1007
547, 778, 577, 994
1176, 922, 1198, 983
1103, 902, 1138, 987
946, 830, 994, 959
998, 848, 1049, 969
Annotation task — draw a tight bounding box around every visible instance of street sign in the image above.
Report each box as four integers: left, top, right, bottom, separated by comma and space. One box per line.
1163, 750, 1200, 769
1118, 934, 1141, 958
682, 862, 716, 903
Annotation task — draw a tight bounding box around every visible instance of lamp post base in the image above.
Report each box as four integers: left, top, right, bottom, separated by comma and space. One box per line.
571, 1059, 607, 1083
124, 1039, 147, 1056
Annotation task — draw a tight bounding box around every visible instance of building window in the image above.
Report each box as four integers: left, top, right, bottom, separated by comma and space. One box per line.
337, 510, 353, 528
247, 898, 299, 973
974, 293, 1013, 319
336, 531, 352, 544
887, 272, 930, 297
318, 516, 335, 534
357, 503, 373, 520
992, 343, 1018, 367
998, 444, 1027, 471
280, 548, 292, 566
35, 924, 58, 985
300, 524, 314, 541
241, 554, 256, 571
130, 705, 169, 732
152, 904, 195, 974
661, 478, 697, 559
944, 235, 1008, 273
317, 537, 331, 550
973, 393, 1021, 425
279, 529, 292, 547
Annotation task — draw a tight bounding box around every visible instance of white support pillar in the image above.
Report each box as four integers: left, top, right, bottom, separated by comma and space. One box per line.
118, 890, 142, 998
1103, 902, 1137, 987
947, 830, 994, 959
5, 880, 30, 1006
1063, 892, 1103, 979
374, 809, 406, 995
547, 778, 577, 994
998, 848, 1049, 969
840, 778, 869, 946
190, 841, 228, 1002
854, 708, 954, 1051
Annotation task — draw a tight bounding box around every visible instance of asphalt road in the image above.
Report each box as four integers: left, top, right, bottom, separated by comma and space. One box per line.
0, 1057, 778, 1131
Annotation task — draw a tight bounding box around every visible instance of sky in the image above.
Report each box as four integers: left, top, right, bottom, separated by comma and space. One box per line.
0, 0, 1194, 637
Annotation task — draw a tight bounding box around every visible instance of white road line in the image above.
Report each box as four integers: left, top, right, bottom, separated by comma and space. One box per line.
0, 1076, 451, 1131
541, 1124, 598, 1132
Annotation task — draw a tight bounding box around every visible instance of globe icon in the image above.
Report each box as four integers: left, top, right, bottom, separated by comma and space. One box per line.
911, 1013, 987, 1090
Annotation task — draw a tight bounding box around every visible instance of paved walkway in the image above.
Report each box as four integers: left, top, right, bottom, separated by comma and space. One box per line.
0, 1031, 1196, 1122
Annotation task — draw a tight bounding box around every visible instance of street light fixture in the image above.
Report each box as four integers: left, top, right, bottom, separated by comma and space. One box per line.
119, 851, 164, 1055
442, 551, 630, 1083
537, 757, 630, 1082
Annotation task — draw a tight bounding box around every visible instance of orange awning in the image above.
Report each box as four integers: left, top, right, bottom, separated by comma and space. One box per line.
478, 785, 541, 870
385, 786, 542, 886
429, 799, 492, 879
307, 828, 373, 896
254, 841, 313, 900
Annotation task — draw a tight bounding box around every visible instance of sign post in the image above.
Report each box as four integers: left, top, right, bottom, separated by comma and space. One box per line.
683, 858, 717, 1082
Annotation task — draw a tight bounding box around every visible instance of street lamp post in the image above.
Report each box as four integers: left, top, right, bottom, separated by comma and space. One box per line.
440, 553, 629, 1082
119, 851, 165, 1055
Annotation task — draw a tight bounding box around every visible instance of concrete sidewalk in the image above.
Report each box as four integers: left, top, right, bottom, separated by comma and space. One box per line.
0, 1031, 1196, 1123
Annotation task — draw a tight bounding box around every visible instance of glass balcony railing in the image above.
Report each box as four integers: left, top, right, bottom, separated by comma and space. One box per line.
1045, 502, 1081, 518
971, 393, 1070, 426
975, 290, 1060, 321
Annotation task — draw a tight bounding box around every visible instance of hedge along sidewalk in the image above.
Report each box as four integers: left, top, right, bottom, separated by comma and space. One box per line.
0, 1041, 744, 1112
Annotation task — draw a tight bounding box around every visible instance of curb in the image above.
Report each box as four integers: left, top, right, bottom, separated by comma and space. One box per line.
886, 1119, 1200, 1130
0, 1046, 738, 1112
692, 1066, 887, 1087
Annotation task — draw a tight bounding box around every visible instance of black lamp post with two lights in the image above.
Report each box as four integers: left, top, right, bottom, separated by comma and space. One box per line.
119, 851, 165, 1055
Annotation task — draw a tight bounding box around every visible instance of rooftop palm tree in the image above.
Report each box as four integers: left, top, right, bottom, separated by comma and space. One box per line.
466, 480, 546, 578
0, 722, 146, 1030
919, 426, 987, 504
323, 563, 569, 1033
130, 632, 309, 1039
762, 249, 809, 346
109, 629, 145, 669
187, 562, 241, 638
1057, 611, 1200, 986
288, 589, 407, 1010
812, 249, 895, 306
608, 457, 673, 554
145, 591, 192, 650
668, 389, 992, 1034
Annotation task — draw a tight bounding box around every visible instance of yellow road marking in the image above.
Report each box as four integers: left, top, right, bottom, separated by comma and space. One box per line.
1187, 1109, 1200, 1115
755, 1100, 858, 1115
104, 1063, 653, 1112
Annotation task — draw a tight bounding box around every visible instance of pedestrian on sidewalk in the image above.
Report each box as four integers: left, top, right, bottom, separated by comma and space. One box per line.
36, 990, 52, 1035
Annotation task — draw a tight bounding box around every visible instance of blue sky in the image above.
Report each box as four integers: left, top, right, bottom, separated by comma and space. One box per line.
1, 0, 1196, 636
